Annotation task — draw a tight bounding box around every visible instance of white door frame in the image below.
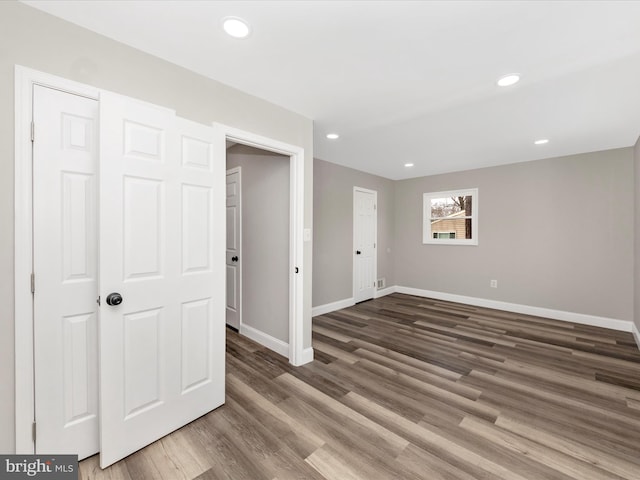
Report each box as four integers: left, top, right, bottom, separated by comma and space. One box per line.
215, 123, 306, 367
225, 166, 242, 331
352, 186, 377, 303
14, 66, 101, 453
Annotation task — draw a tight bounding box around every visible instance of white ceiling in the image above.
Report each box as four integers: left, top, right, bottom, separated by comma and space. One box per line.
23, 0, 640, 180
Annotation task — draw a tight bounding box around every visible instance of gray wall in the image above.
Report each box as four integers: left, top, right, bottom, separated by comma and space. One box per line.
635, 137, 640, 333
394, 148, 634, 321
313, 158, 395, 306
0, 1, 313, 454
227, 145, 290, 342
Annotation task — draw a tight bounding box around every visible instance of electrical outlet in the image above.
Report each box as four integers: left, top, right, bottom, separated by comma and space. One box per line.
377, 278, 386, 289
490, 279, 498, 288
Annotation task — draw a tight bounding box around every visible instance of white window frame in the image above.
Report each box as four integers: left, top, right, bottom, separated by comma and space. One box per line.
423, 188, 478, 245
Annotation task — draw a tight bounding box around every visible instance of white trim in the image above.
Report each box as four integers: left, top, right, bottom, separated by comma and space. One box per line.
312, 297, 356, 317
395, 286, 633, 332
214, 123, 309, 366
14, 66, 101, 454
311, 287, 396, 317
225, 166, 242, 331
239, 324, 289, 358
353, 186, 378, 303
299, 347, 315, 364
632, 322, 640, 351
375, 286, 398, 298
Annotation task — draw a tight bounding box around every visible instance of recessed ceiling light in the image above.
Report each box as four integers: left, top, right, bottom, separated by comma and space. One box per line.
223, 17, 251, 38
534, 139, 549, 145
326, 133, 339, 140
497, 73, 520, 87
404, 163, 414, 167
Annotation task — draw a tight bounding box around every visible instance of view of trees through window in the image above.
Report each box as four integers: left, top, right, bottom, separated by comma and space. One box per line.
430, 195, 472, 239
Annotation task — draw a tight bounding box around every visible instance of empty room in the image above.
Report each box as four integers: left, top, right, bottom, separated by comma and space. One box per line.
1, 1, 640, 479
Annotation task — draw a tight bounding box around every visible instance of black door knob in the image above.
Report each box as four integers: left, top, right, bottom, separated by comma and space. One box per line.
231, 256, 238, 262
356, 250, 361, 255
106, 292, 123, 306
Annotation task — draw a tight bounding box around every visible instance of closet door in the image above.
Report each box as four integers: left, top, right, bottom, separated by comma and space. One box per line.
32, 85, 100, 460
98, 91, 225, 468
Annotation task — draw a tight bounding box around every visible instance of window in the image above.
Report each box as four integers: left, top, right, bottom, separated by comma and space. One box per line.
423, 188, 478, 245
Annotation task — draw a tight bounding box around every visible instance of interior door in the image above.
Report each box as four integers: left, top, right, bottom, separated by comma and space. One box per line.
98, 91, 225, 467
353, 187, 377, 303
32, 85, 100, 460
226, 168, 241, 330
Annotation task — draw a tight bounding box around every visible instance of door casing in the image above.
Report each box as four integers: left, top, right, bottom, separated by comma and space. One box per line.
215, 125, 306, 366
14, 65, 309, 454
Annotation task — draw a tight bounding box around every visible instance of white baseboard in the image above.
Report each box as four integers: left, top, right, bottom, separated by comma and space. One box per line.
312, 297, 355, 317
395, 286, 633, 332
312, 288, 400, 317
239, 324, 289, 357
632, 322, 640, 350
375, 286, 398, 298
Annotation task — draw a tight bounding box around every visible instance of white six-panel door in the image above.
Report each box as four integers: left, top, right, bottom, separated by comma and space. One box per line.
353, 187, 377, 303
225, 168, 241, 330
31, 83, 225, 467
98, 91, 225, 467
33, 85, 100, 460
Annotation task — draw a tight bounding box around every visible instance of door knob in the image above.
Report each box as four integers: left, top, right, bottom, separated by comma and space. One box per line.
356, 250, 361, 255
106, 292, 123, 306
231, 256, 238, 262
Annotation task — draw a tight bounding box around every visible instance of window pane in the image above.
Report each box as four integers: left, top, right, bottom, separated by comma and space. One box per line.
430, 197, 458, 218
463, 196, 472, 216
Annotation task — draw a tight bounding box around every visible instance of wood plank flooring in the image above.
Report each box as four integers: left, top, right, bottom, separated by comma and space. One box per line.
80, 293, 640, 480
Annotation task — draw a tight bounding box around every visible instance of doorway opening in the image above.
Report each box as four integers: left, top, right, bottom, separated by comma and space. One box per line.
217, 126, 306, 366
225, 144, 290, 356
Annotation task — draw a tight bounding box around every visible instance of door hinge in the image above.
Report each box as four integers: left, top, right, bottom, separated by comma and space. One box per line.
32, 422, 36, 443
96, 296, 101, 306
30, 273, 35, 295
374, 204, 377, 210
30, 121, 35, 143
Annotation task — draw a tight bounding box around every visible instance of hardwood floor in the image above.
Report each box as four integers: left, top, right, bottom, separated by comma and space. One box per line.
80, 293, 640, 480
